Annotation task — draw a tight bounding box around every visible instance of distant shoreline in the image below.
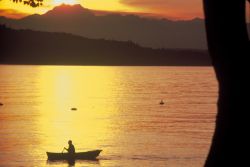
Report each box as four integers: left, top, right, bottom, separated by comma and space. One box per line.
0, 25, 211, 66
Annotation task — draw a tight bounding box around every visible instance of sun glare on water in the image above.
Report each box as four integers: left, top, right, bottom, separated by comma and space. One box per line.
53, 0, 78, 5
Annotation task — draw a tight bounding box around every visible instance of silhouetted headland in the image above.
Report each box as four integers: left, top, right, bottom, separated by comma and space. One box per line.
0, 25, 211, 66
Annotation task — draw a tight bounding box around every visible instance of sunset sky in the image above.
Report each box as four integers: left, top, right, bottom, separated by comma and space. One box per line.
0, 0, 203, 20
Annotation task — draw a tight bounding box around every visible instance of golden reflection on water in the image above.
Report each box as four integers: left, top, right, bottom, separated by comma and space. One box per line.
0, 65, 217, 167
36, 66, 119, 152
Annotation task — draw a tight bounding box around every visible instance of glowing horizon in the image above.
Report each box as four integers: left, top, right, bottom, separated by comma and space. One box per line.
0, 0, 203, 20
53, 0, 78, 6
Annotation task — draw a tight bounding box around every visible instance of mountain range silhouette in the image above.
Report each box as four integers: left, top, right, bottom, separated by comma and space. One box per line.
0, 4, 208, 49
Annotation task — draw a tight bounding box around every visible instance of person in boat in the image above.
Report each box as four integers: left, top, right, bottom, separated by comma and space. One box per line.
64, 140, 75, 155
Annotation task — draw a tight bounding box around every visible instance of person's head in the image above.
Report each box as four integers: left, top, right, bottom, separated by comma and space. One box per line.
68, 140, 72, 145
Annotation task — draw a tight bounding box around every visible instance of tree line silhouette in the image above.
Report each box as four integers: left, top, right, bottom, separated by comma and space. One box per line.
0, 25, 210, 66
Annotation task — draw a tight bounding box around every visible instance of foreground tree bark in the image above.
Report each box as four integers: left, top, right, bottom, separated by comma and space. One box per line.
203, 0, 250, 166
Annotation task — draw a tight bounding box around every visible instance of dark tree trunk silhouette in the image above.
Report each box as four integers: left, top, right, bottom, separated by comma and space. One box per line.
203, 0, 250, 166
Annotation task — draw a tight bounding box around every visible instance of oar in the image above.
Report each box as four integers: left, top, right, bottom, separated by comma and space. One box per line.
62, 147, 66, 153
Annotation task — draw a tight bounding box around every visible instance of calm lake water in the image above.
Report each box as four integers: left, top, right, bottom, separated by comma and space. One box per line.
0, 65, 218, 167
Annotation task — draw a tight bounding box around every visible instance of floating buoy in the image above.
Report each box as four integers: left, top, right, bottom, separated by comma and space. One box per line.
159, 100, 165, 105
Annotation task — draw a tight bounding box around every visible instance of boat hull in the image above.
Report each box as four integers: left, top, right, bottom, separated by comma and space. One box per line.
47, 150, 102, 160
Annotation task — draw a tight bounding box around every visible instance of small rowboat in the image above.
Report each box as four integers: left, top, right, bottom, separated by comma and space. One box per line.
47, 150, 102, 160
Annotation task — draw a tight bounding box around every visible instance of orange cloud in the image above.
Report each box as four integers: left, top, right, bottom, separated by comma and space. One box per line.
0, 9, 29, 19
119, 0, 203, 19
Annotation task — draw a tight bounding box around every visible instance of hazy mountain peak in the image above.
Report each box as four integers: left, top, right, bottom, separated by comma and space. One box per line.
0, 6, 210, 49
44, 4, 93, 16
